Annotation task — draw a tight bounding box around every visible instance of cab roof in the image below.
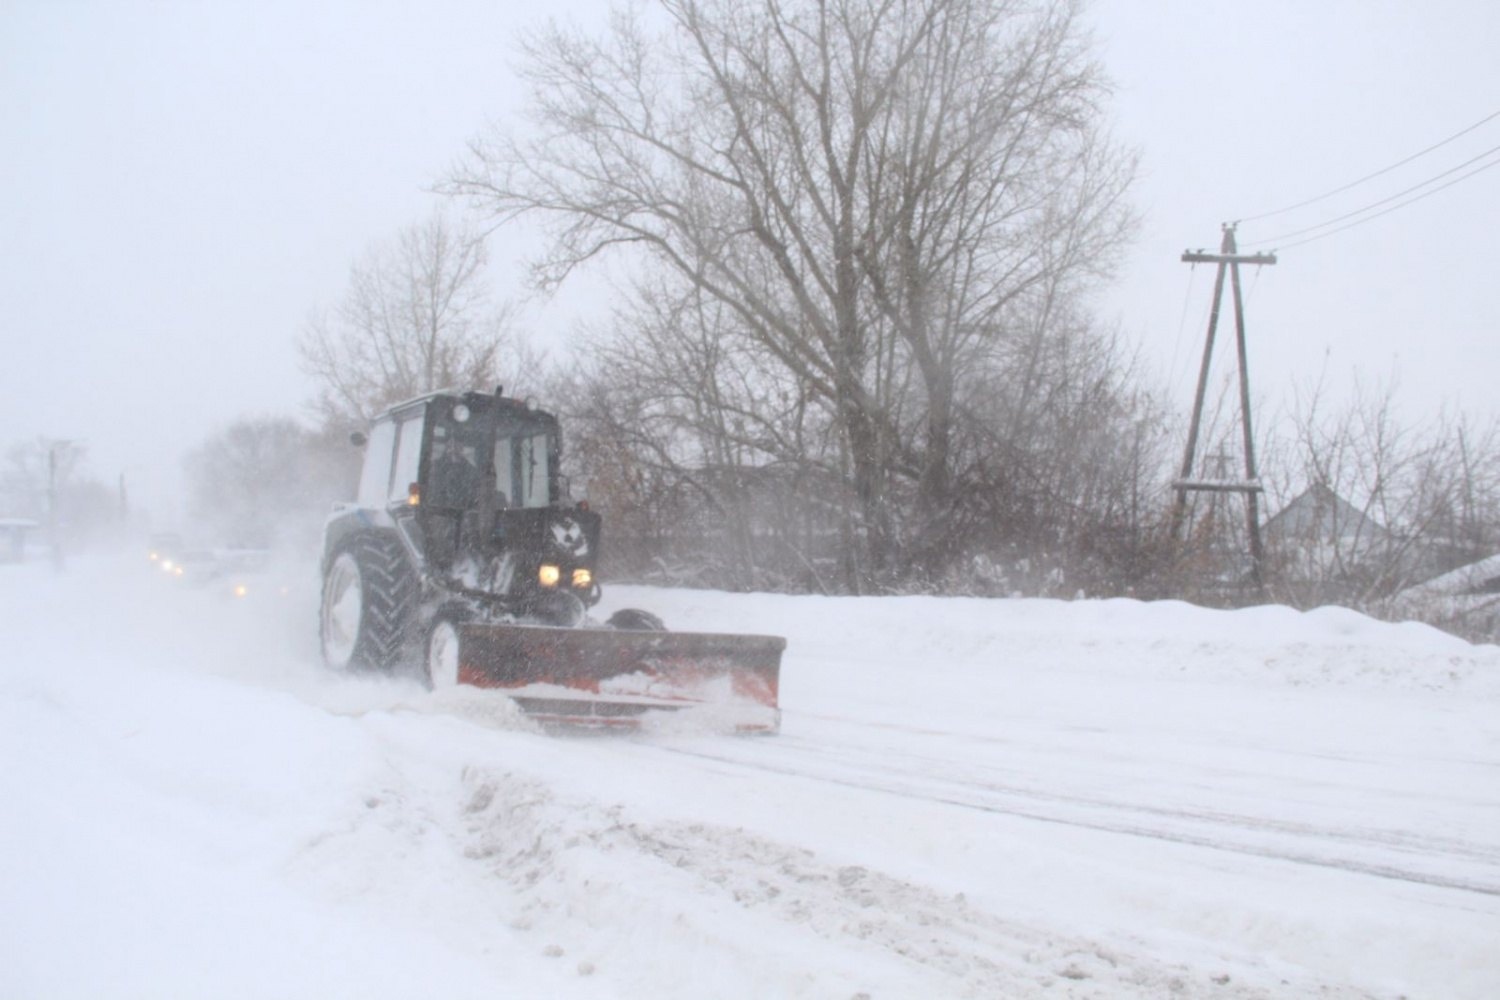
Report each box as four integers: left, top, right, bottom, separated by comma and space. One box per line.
373, 388, 555, 425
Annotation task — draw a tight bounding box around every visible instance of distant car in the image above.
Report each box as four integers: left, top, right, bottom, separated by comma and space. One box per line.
159, 545, 281, 600
214, 548, 275, 599
146, 533, 184, 566
158, 548, 219, 584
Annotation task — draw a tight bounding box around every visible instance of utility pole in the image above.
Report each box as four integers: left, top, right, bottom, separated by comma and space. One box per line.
47, 439, 76, 571
1171, 224, 1276, 592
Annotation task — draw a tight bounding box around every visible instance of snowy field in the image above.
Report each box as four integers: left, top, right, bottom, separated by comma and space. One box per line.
3, 553, 1499, 999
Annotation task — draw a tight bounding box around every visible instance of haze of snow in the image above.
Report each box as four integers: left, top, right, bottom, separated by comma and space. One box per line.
3, 552, 1499, 999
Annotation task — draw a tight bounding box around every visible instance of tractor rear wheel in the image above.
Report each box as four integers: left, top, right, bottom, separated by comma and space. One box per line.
320, 534, 417, 671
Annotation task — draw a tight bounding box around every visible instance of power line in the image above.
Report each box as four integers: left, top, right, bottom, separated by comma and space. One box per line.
1274, 152, 1500, 251
1166, 261, 1200, 392
1236, 107, 1500, 224
1245, 141, 1500, 247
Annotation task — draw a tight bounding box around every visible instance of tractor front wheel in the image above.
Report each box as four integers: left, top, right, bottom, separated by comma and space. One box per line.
607, 608, 666, 631
425, 616, 463, 689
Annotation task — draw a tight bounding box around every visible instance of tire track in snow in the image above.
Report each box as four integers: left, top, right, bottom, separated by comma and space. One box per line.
777, 729, 1500, 867
650, 738, 1500, 899
793, 708, 1500, 773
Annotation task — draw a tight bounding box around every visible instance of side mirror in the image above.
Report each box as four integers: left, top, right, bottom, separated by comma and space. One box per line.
350, 431, 368, 447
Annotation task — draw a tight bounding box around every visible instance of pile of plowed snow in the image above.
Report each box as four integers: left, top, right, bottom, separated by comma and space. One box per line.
630, 583, 1500, 692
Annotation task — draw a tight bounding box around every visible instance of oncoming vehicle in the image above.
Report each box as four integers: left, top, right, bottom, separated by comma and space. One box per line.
319, 388, 785, 731
147, 532, 184, 566
156, 546, 274, 598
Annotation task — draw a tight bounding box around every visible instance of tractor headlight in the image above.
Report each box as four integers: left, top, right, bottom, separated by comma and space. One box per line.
571, 568, 592, 589
538, 564, 561, 587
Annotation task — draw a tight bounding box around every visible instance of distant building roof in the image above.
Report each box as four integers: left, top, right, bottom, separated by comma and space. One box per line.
1398, 551, 1500, 600
1264, 483, 1387, 543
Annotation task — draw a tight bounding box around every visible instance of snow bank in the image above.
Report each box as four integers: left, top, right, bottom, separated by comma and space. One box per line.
605, 585, 1500, 696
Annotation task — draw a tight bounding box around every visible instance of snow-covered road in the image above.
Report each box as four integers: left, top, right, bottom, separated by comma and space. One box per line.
3, 553, 1498, 998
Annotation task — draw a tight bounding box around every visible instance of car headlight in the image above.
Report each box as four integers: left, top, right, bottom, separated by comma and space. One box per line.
572, 568, 592, 589
538, 564, 561, 587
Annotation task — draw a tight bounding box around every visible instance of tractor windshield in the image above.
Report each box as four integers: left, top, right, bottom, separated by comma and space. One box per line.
423, 401, 556, 511
426, 422, 484, 509
494, 430, 552, 508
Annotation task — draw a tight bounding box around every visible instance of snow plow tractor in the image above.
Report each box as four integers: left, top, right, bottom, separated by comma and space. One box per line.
318, 388, 784, 732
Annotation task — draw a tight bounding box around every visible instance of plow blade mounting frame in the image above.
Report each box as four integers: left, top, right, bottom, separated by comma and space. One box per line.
458, 623, 785, 732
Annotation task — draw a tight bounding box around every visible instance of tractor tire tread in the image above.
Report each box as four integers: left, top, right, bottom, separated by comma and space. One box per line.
349, 533, 419, 670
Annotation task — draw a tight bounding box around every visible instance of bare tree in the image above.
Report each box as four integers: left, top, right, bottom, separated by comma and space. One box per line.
183, 416, 358, 550
1, 439, 83, 520
448, 0, 1134, 591
299, 212, 524, 429
0, 439, 120, 551
555, 279, 848, 591
1261, 375, 1500, 611
946, 303, 1175, 594
854, 2, 1135, 560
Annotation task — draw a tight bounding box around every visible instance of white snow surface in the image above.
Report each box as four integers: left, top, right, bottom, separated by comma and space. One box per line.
3, 554, 1499, 999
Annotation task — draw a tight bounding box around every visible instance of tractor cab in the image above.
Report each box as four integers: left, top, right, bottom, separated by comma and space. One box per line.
354, 390, 558, 512
422, 395, 557, 512
341, 388, 601, 619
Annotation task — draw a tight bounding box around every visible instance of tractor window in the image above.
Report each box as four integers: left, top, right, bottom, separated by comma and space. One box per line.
428, 420, 484, 509
390, 417, 425, 505
517, 432, 551, 508
491, 432, 551, 508
492, 439, 514, 505
356, 420, 397, 508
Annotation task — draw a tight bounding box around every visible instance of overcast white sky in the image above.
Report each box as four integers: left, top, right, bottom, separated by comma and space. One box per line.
3, 0, 1498, 525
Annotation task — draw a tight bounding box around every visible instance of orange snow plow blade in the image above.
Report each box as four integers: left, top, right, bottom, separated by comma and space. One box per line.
457, 623, 785, 732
